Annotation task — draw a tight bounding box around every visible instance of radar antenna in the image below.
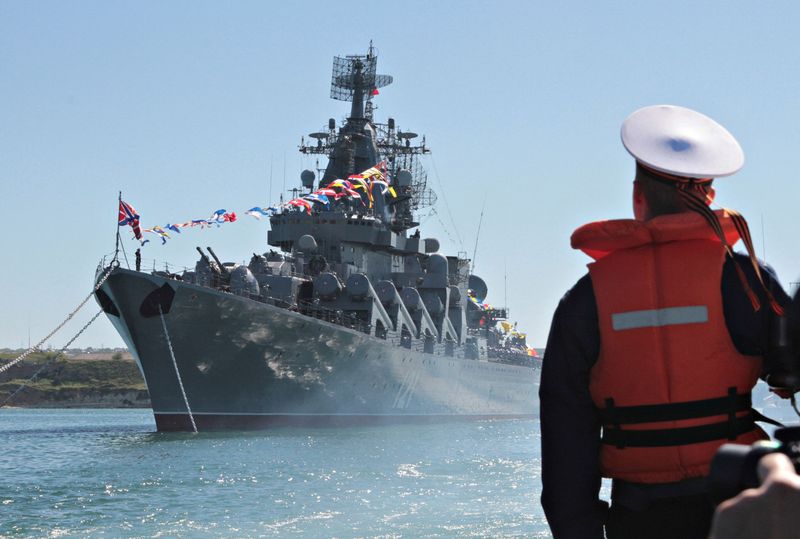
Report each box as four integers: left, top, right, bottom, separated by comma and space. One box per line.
299, 44, 436, 230
330, 42, 393, 121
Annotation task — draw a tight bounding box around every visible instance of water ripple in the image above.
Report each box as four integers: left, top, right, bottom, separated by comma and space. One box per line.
1, 409, 544, 537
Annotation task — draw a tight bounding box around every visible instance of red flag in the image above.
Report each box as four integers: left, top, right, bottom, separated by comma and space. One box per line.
371, 88, 379, 96
118, 200, 143, 240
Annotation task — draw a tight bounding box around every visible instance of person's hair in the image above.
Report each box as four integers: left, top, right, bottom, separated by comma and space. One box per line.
634, 164, 713, 218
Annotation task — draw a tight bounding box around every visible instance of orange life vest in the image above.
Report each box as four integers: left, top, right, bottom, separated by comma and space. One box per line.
571, 211, 766, 484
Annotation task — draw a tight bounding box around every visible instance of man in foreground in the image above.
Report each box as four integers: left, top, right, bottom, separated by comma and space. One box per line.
540, 105, 791, 538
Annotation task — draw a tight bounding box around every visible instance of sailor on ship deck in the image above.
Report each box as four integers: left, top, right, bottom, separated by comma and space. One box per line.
539, 105, 794, 539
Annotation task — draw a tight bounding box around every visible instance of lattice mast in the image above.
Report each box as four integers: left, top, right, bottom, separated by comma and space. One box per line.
299, 43, 436, 231
330, 42, 392, 122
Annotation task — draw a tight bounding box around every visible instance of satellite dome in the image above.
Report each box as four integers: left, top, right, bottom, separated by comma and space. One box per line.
300, 170, 316, 189
297, 235, 318, 252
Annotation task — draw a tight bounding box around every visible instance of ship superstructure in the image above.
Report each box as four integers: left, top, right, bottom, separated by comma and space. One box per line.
95, 45, 540, 431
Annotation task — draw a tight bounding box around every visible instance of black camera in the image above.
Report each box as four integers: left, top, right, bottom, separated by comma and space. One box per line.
708, 426, 800, 503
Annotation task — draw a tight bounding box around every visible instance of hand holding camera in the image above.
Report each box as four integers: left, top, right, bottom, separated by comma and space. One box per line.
709, 449, 800, 539
706, 292, 800, 537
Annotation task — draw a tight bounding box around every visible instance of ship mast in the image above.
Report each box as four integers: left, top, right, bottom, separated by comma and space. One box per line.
298, 44, 437, 232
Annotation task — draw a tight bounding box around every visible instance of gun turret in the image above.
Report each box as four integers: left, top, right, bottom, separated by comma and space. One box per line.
196, 246, 211, 266
206, 246, 231, 277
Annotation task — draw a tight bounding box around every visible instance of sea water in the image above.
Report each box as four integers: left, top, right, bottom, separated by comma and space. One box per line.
0, 410, 548, 538
0, 383, 794, 538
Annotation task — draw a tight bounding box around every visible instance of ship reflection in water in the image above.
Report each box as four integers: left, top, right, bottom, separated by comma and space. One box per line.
96, 44, 541, 431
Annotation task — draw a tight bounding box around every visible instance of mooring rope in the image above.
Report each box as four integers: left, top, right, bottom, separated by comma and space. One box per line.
0, 263, 117, 376
1, 309, 104, 407
158, 305, 198, 433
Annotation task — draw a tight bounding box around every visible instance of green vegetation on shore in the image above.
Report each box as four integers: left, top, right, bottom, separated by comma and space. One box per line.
0, 352, 150, 408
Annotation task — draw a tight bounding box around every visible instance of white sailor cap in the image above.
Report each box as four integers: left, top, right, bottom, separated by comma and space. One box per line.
621, 105, 744, 179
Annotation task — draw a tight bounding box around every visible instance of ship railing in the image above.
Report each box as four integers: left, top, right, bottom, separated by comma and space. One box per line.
97, 253, 116, 273
486, 346, 541, 368
99, 251, 309, 298
98, 254, 194, 275
297, 300, 372, 334
97, 254, 442, 354
142, 258, 194, 274
295, 300, 429, 351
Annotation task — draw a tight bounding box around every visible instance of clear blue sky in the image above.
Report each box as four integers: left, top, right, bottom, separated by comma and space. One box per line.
2, 1, 800, 349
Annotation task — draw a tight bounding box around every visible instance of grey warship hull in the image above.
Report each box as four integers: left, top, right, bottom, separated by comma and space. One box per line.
99, 268, 539, 431
103, 46, 541, 431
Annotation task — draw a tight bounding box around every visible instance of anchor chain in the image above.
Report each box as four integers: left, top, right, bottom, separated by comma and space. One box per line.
0, 263, 117, 375
158, 305, 198, 433
1, 309, 104, 407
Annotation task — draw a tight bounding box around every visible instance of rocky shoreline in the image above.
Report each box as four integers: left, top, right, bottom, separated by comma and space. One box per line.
0, 352, 151, 408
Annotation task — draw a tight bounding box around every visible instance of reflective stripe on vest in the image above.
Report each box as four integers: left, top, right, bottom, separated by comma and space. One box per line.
612, 306, 709, 331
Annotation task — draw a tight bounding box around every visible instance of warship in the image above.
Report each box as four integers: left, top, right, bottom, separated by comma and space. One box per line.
95, 45, 541, 431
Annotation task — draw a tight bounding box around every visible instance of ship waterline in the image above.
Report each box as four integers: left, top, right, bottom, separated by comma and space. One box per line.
100, 269, 539, 431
